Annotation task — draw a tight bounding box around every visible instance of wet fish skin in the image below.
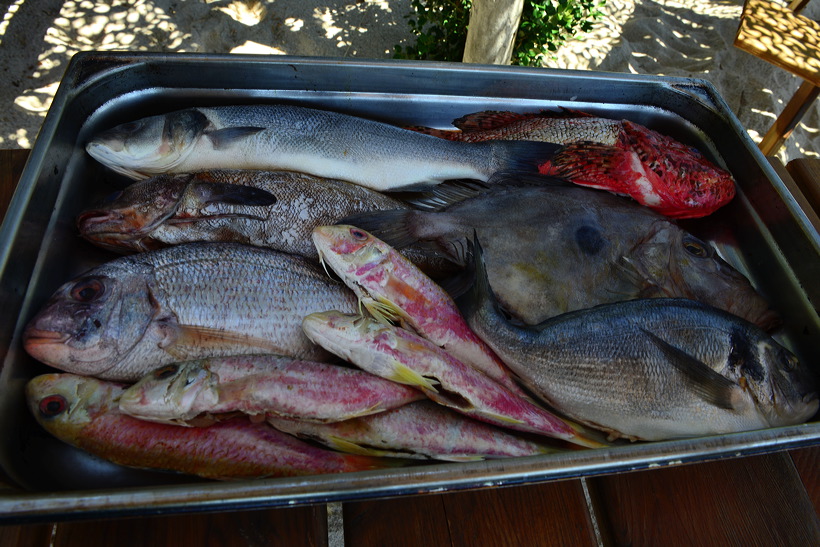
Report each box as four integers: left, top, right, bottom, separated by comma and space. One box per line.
268, 400, 559, 462
85, 105, 560, 191
462, 239, 819, 441
409, 109, 735, 218
119, 355, 425, 425
77, 170, 410, 257
27, 373, 392, 480
311, 224, 522, 394
23, 242, 357, 381
301, 311, 606, 449
345, 178, 778, 330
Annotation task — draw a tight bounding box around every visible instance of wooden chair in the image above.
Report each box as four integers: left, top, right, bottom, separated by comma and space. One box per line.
734, 0, 820, 154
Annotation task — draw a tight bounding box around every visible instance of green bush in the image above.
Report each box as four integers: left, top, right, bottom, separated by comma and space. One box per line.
394, 0, 605, 66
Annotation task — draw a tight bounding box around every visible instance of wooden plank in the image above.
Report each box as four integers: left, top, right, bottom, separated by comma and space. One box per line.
0, 523, 54, 547
790, 446, 820, 513
344, 480, 597, 547
787, 157, 820, 216
758, 81, 820, 155
590, 452, 820, 546
0, 149, 29, 220
51, 506, 328, 547
344, 494, 452, 547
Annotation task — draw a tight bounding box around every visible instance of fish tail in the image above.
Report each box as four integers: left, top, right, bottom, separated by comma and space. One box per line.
489, 140, 563, 174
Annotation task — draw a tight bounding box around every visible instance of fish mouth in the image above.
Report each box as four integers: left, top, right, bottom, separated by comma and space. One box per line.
23, 329, 70, 346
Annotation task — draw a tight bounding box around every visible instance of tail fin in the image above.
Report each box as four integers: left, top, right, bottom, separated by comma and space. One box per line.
489, 140, 563, 174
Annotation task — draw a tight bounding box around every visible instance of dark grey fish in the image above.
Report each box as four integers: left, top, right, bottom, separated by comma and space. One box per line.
462, 238, 819, 441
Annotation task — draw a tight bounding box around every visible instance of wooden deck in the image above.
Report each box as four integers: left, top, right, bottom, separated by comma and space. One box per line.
0, 149, 818, 545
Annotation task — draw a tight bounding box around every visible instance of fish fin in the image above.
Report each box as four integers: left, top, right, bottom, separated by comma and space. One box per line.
438, 254, 475, 300
404, 179, 490, 211
162, 324, 285, 359
540, 142, 652, 196
193, 182, 277, 207
363, 296, 406, 326
205, 127, 265, 150
389, 360, 439, 393
641, 328, 739, 410
340, 210, 422, 250
483, 411, 526, 425
452, 111, 531, 131
325, 435, 386, 457
438, 454, 487, 462
490, 140, 563, 173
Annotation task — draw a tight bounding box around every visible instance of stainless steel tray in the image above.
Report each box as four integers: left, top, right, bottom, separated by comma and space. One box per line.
0, 52, 817, 523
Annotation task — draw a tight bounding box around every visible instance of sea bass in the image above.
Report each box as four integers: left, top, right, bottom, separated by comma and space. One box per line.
85, 105, 560, 191
119, 356, 424, 425
462, 239, 819, 441
345, 177, 777, 329
312, 224, 522, 394
268, 400, 558, 462
27, 373, 392, 480
76, 170, 410, 257
23, 242, 357, 381
302, 311, 606, 449
409, 109, 735, 218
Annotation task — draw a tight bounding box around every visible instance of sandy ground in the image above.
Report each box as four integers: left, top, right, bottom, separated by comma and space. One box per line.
0, 0, 817, 162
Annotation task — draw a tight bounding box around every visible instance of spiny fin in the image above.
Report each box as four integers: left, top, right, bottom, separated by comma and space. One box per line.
193, 182, 277, 207
205, 126, 265, 150
389, 361, 440, 393
405, 179, 490, 211
641, 328, 739, 410
363, 296, 406, 326
339, 210, 423, 250
163, 324, 285, 360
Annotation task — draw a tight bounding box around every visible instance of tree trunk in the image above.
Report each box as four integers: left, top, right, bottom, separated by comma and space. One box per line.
462, 0, 526, 65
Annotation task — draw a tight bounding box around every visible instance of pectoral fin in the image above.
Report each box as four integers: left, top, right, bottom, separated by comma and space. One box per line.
162, 324, 284, 360
205, 126, 265, 150
388, 360, 439, 393
642, 329, 739, 410
193, 182, 277, 207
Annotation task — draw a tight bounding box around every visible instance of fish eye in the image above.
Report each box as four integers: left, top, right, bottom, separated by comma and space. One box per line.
70, 278, 105, 302
153, 364, 179, 380
682, 236, 709, 258
38, 395, 67, 418
350, 228, 369, 241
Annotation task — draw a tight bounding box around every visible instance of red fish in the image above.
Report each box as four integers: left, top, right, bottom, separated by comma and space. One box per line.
409, 110, 736, 219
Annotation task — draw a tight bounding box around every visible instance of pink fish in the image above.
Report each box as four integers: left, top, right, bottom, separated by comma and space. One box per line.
311, 224, 524, 396
301, 311, 607, 449
409, 109, 735, 219
119, 355, 424, 425
27, 373, 395, 480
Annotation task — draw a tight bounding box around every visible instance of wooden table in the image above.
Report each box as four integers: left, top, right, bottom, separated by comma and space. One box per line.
0, 149, 817, 545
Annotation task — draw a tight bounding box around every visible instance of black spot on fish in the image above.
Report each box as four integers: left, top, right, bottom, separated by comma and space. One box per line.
575, 225, 606, 255
727, 327, 764, 382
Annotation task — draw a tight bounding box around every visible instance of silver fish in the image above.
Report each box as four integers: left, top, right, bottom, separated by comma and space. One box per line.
77, 170, 410, 257
23, 242, 357, 381
268, 400, 559, 462
119, 356, 424, 425
27, 373, 393, 480
85, 105, 559, 190
462, 238, 819, 441
345, 176, 778, 330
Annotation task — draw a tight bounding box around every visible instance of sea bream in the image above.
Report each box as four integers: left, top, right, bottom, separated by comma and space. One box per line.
302, 311, 607, 449
76, 170, 411, 257
22, 242, 357, 381
267, 400, 559, 462
85, 105, 560, 191
408, 109, 736, 218
118, 356, 424, 426
345, 176, 778, 329
461, 238, 819, 441
27, 373, 393, 480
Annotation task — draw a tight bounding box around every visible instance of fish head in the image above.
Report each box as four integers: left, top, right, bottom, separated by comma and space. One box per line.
726, 337, 819, 427
302, 311, 394, 368
23, 262, 159, 378
86, 109, 210, 179
619, 121, 736, 218
77, 175, 190, 252
26, 373, 124, 440
119, 362, 218, 425
633, 225, 779, 330
312, 225, 392, 290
